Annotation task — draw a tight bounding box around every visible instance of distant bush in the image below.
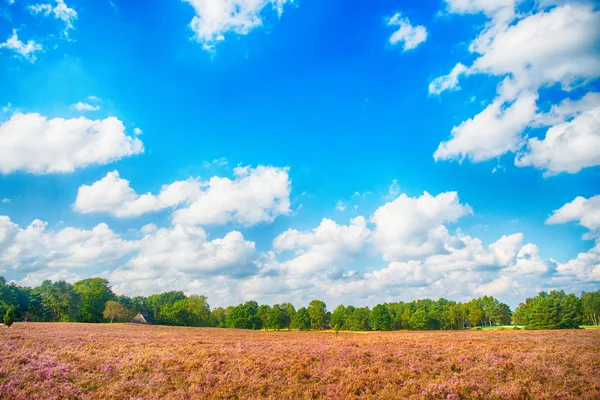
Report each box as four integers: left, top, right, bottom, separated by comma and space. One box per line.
4, 306, 14, 328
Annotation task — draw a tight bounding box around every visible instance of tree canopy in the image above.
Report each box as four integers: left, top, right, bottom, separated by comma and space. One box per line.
0, 275, 597, 331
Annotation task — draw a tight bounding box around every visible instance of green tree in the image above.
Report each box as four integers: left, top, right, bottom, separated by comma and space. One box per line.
293, 307, 311, 331
558, 293, 582, 329
73, 278, 114, 323
468, 303, 483, 328
348, 307, 371, 331
370, 304, 392, 331
330, 305, 348, 331
226, 301, 261, 330
186, 295, 211, 326
210, 307, 227, 327
490, 303, 512, 326
308, 300, 327, 330
408, 309, 430, 330
160, 295, 211, 327
3, 305, 14, 327
268, 304, 290, 331
401, 308, 411, 329
145, 291, 186, 322
582, 290, 600, 326
257, 304, 271, 331
281, 303, 296, 330
35, 280, 81, 322
103, 301, 127, 323
519, 291, 582, 330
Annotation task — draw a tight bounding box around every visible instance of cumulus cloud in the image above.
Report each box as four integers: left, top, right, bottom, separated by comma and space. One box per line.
0, 215, 259, 293
127, 225, 255, 276
273, 216, 370, 276
554, 239, 600, 283
108, 225, 257, 296
546, 194, 600, 237
387, 12, 427, 51
0, 112, 143, 174
431, 3, 600, 172
182, 0, 293, 51
371, 191, 472, 261
0, 30, 43, 62
515, 106, 600, 175
74, 171, 201, 217
0, 216, 136, 274
172, 165, 291, 226
2, 187, 597, 306
76, 166, 290, 225
434, 91, 538, 162
28, 0, 77, 37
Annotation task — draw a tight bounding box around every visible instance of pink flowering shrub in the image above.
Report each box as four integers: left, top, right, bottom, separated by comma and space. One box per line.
1, 323, 599, 399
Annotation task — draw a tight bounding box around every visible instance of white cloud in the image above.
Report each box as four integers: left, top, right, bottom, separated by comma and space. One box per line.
469, 5, 600, 91
443, 0, 515, 17
424, 232, 524, 273
515, 106, 600, 175
127, 225, 255, 276
554, 239, 600, 283
76, 166, 291, 225
0, 30, 43, 62
335, 200, 346, 212
172, 165, 291, 226
431, 4, 600, 171
472, 275, 513, 296
28, 0, 77, 37
2, 103, 12, 114
133, 127, 143, 136
428, 63, 468, 95
532, 92, 600, 127
108, 225, 257, 296
18, 269, 82, 288
434, 91, 538, 162
182, 0, 293, 51
505, 243, 554, 276
387, 13, 427, 51
371, 191, 472, 261
273, 216, 370, 276
71, 102, 100, 112
2, 186, 597, 306
1, 198, 9, 204
74, 170, 201, 217
0, 216, 136, 273
0, 215, 258, 293
546, 194, 600, 234
0, 112, 143, 174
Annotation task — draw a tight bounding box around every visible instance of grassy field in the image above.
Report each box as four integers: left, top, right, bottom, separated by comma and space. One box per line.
1, 323, 599, 399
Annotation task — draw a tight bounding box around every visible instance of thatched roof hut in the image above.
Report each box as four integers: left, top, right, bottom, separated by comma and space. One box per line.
131, 312, 155, 325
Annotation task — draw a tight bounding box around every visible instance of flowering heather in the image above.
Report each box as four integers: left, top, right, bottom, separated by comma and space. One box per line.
1, 323, 599, 399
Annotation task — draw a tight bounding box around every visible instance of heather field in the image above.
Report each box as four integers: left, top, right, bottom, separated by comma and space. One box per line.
1, 324, 599, 400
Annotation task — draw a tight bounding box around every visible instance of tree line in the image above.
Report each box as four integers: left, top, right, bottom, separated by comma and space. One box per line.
1, 276, 599, 330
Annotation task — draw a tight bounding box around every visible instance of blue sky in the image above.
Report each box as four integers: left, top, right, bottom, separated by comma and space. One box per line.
0, 0, 599, 308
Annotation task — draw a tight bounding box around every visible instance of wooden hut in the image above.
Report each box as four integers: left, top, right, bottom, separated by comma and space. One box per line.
131, 312, 155, 325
